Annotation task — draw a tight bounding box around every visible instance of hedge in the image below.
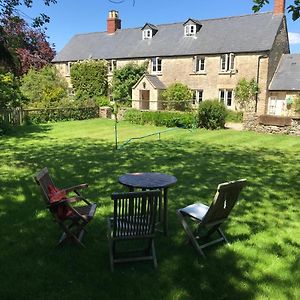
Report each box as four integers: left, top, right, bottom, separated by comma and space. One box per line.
24, 107, 99, 124
124, 109, 197, 128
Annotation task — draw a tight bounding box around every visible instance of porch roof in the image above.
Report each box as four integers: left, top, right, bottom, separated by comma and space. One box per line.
133, 74, 166, 90
269, 54, 300, 91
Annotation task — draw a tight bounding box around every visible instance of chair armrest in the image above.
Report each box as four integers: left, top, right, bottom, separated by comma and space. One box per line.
48, 196, 84, 208
63, 183, 88, 194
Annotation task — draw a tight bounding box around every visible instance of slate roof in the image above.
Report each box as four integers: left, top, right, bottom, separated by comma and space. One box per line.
269, 54, 300, 91
133, 74, 166, 90
53, 12, 283, 63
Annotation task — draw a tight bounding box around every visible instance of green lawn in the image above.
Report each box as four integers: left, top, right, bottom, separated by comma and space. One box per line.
0, 118, 299, 300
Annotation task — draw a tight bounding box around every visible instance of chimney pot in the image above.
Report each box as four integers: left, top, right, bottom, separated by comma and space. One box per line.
107, 10, 121, 34
274, 0, 285, 15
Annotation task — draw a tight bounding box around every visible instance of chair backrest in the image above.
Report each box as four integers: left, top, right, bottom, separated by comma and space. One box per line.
201, 179, 247, 226
34, 167, 55, 206
111, 190, 160, 238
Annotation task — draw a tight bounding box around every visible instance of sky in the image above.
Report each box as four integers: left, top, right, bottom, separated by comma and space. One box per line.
21, 0, 300, 53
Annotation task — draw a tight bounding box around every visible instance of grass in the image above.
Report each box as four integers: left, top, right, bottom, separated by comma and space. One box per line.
0, 118, 299, 300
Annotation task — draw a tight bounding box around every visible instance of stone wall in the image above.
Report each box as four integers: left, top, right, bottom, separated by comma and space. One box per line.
243, 113, 300, 136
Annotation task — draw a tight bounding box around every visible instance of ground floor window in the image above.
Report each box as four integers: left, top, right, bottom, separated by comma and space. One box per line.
192, 90, 203, 106
219, 89, 233, 108
268, 97, 286, 116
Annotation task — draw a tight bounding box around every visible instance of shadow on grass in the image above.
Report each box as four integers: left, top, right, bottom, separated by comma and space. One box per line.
0, 133, 299, 299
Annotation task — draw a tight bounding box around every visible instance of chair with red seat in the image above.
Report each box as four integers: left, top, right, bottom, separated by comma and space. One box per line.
35, 167, 97, 247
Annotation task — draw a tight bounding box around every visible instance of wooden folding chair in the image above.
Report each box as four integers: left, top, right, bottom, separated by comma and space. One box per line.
108, 190, 161, 271
177, 179, 246, 258
35, 167, 97, 248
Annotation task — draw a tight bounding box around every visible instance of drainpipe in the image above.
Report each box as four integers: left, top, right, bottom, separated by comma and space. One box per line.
255, 55, 268, 113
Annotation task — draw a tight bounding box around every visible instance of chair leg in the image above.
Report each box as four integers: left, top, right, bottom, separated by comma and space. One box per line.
151, 240, 157, 269
177, 210, 206, 258
109, 239, 114, 272
217, 228, 229, 244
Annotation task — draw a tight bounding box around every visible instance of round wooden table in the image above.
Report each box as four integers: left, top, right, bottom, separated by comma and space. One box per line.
118, 172, 177, 236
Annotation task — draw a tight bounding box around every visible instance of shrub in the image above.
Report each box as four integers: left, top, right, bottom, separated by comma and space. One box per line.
0, 71, 24, 109
234, 78, 259, 112
111, 62, 148, 100
20, 65, 68, 108
71, 60, 108, 100
197, 100, 226, 129
161, 83, 193, 111
24, 106, 99, 124
93, 95, 111, 107
226, 110, 243, 123
124, 109, 197, 128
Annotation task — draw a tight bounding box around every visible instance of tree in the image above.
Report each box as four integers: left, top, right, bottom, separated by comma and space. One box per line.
0, 1, 57, 74
234, 78, 259, 112
252, 0, 300, 20
162, 83, 193, 111
0, 1, 57, 27
1, 16, 55, 75
0, 70, 23, 109
70, 60, 108, 100
111, 62, 147, 100
20, 65, 68, 108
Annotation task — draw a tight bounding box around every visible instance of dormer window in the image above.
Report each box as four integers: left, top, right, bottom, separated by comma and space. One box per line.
143, 29, 152, 40
141, 23, 158, 40
185, 24, 196, 36
183, 19, 202, 37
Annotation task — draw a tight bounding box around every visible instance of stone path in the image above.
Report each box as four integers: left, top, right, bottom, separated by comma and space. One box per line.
225, 122, 243, 131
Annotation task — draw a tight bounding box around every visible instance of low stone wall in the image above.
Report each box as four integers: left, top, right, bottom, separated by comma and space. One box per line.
243, 113, 300, 136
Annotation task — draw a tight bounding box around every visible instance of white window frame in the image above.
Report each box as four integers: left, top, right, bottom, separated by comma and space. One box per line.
195, 56, 205, 73
220, 53, 235, 73
151, 57, 162, 74
219, 89, 234, 108
185, 24, 196, 36
143, 29, 152, 40
66, 62, 72, 76
192, 89, 203, 106
108, 60, 117, 73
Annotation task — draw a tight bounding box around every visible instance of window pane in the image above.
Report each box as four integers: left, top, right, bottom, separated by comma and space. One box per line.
192, 90, 196, 105
227, 90, 232, 106
230, 53, 235, 70
200, 58, 205, 71
157, 58, 162, 72
198, 90, 203, 102
219, 89, 225, 102
221, 55, 227, 71
152, 58, 156, 72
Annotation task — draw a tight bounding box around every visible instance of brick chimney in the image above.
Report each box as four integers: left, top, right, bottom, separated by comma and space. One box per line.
274, 0, 285, 15
107, 10, 121, 34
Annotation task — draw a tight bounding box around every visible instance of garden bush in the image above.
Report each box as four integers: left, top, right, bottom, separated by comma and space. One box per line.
24, 106, 99, 124
198, 100, 226, 129
161, 83, 193, 111
124, 109, 197, 128
225, 110, 243, 123
71, 60, 108, 100
20, 65, 68, 108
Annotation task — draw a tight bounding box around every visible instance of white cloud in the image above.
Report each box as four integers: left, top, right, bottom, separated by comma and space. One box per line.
288, 32, 300, 45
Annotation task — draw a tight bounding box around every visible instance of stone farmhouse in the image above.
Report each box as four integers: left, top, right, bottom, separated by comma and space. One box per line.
53, 0, 293, 116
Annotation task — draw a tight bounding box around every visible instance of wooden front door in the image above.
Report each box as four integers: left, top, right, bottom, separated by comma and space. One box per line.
139, 90, 150, 110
